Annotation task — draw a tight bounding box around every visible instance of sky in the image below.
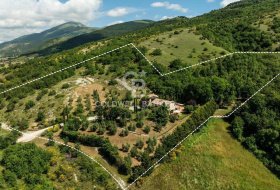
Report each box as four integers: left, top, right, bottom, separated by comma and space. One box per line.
0, 0, 240, 43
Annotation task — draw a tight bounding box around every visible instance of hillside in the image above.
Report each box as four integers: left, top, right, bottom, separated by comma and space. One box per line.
131, 119, 280, 190
38, 20, 154, 55
139, 29, 227, 67
0, 0, 279, 189
0, 22, 95, 58
0, 131, 117, 190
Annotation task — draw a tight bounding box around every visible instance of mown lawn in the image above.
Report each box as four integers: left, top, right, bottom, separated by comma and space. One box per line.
132, 119, 280, 190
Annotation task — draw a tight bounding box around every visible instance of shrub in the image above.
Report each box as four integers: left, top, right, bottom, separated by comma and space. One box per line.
135, 139, 144, 149
25, 100, 35, 110
143, 126, 150, 134
169, 114, 178, 123
62, 83, 70, 89
150, 49, 162, 56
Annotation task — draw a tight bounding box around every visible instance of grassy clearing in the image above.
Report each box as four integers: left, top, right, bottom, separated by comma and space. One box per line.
139, 29, 227, 67
132, 119, 280, 190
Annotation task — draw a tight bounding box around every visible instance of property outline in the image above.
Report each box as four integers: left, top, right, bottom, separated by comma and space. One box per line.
1, 43, 279, 95
0, 43, 279, 190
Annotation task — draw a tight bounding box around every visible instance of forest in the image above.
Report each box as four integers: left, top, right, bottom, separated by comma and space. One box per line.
0, 131, 117, 189
0, 0, 279, 188
230, 84, 280, 177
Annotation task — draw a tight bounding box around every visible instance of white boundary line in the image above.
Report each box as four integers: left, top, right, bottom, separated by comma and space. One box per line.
0, 43, 132, 95
125, 72, 280, 189
0, 43, 280, 190
1, 43, 279, 95
160, 51, 280, 76
1, 125, 126, 190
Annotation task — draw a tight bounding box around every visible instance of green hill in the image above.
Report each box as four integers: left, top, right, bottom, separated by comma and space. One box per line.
38, 20, 154, 55
132, 119, 280, 190
0, 0, 279, 189
0, 22, 95, 58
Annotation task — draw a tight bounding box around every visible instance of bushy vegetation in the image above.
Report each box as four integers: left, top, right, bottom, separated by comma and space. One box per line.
272, 17, 280, 33
129, 101, 218, 182
197, 23, 273, 51
0, 0, 280, 188
229, 84, 280, 177
1, 143, 53, 189
132, 119, 280, 190
0, 132, 117, 189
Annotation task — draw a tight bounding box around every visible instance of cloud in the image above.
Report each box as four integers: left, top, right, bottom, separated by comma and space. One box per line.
160, 16, 175, 20
151, 2, 188, 13
107, 20, 124, 26
107, 7, 135, 17
0, 0, 102, 42
207, 0, 215, 2
220, 0, 241, 7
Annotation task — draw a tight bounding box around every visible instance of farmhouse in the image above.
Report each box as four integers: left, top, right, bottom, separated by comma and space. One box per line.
148, 94, 184, 114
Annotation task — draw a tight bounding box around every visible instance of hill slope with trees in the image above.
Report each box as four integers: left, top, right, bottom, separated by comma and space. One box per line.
0, 0, 279, 189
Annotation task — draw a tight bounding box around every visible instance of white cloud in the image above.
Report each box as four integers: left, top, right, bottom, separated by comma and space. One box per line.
207, 0, 215, 2
107, 20, 124, 26
160, 16, 175, 20
0, 0, 102, 42
107, 7, 134, 17
151, 2, 188, 13
220, 0, 241, 7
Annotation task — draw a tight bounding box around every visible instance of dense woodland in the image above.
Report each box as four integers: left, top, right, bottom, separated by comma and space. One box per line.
0, 0, 280, 188
0, 132, 117, 189
230, 83, 280, 178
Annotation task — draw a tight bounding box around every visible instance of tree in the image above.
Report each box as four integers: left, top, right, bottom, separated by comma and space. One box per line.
184, 105, 194, 114
124, 91, 133, 101
121, 143, 130, 152
150, 49, 162, 56
46, 131, 55, 146
36, 111, 45, 122
97, 125, 106, 135
169, 114, 178, 123
62, 106, 71, 122
188, 79, 214, 104
48, 90, 56, 96
75, 102, 84, 116
3, 170, 17, 187
169, 59, 184, 69
61, 83, 70, 89
85, 96, 91, 111
231, 116, 245, 141
150, 105, 169, 126
6, 102, 15, 112
92, 90, 100, 102
11, 118, 29, 130
108, 123, 117, 135
25, 100, 35, 110
128, 124, 136, 132
118, 156, 132, 175
119, 128, 129, 137
211, 77, 232, 105
2, 143, 51, 180
108, 79, 118, 85
136, 120, 144, 128
135, 139, 144, 149
0, 131, 19, 149
143, 126, 150, 134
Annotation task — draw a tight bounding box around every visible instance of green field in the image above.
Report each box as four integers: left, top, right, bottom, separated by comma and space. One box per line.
132, 119, 280, 190
139, 29, 227, 67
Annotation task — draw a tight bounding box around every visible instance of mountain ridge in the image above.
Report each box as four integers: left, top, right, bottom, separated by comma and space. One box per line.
0, 22, 96, 57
